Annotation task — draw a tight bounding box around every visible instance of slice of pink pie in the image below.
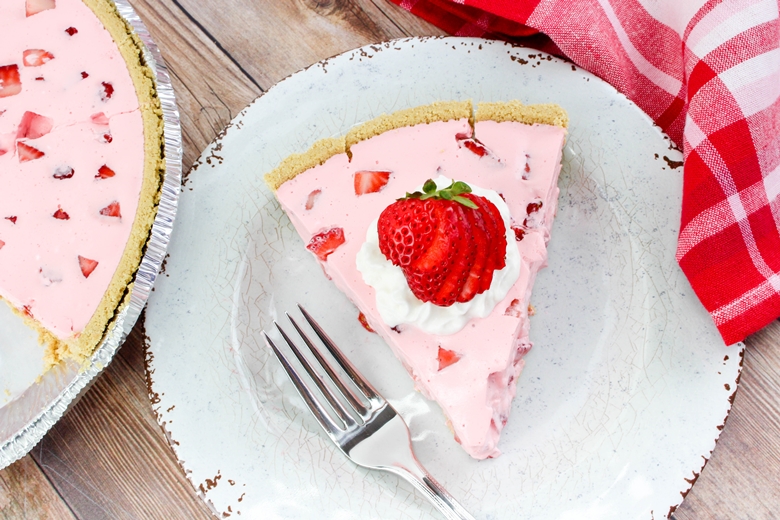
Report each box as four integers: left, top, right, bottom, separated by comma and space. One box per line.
267, 100, 567, 459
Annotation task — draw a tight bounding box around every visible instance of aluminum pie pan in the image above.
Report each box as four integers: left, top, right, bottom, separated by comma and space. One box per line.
0, 0, 182, 468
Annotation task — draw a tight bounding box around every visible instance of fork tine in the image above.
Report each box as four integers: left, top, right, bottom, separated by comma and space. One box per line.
297, 304, 381, 403
273, 323, 357, 429
263, 332, 341, 434
286, 313, 369, 417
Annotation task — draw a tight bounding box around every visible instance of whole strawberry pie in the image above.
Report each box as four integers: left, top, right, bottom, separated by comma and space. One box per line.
0, 0, 164, 370
267, 100, 567, 459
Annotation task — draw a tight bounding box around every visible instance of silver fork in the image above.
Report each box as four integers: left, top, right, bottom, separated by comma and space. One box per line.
263, 305, 475, 520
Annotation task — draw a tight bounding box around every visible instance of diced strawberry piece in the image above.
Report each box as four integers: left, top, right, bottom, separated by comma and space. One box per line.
52, 207, 69, 220
101, 133, 113, 143
100, 81, 114, 101
81, 71, 89, 79
99, 201, 121, 218
437, 347, 461, 371
511, 226, 525, 242
53, 166, 74, 179
306, 227, 345, 261
17, 111, 53, 139
78, 255, 98, 278
90, 112, 109, 125
357, 312, 375, 333
17, 142, 44, 162
96, 165, 115, 178
354, 170, 391, 195
5, 216, 17, 224
523, 201, 544, 228
35, 76, 44, 81
25, 0, 55, 17
23, 49, 55, 67
504, 299, 523, 317
65, 27, 78, 36
305, 189, 321, 210
457, 135, 496, 159
0, 65, 22, 98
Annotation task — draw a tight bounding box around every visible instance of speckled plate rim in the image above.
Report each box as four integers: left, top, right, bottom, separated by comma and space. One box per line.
145, 37, 744, 519
0, 0, 182, 468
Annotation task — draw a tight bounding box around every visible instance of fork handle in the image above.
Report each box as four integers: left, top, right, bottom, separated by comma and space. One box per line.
388, 460, 476, 520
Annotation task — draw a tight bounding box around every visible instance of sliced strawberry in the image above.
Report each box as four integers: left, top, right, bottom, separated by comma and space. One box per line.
96, 164, 115, 179
357, 311, 375, 333
431, 203, 475, 306
437, 346, 461, 371
52, 207, 69, 220
400, 200, 463, 306
463, 194, 506, 293
457, 195, 490, 302
99, 201, 121, 218
5, 216, 17, 224
304, 189, 321, 210
65, 26, 78, 36
17, 111, 53, 139
25, 0, 55, 17
100, 81, 114, 101
53, 166, 74, 179
17, 142, 44, 162
354, 170, 391, 196
306, 227, 345, 261
0, 65, 22, 98
23, 49, 54, 67
378, 197, 436, 268
78, 255, 98, 278
90, 112, 109, 125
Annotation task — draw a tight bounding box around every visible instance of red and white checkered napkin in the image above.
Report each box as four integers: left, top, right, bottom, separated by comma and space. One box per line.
391, 0, 780, 345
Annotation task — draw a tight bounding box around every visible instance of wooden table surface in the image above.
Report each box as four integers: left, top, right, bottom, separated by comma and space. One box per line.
1, 1, 779, 518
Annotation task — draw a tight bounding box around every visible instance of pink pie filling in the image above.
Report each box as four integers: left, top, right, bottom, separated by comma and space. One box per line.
276, 118, 565, 459
0, 0, 144, 339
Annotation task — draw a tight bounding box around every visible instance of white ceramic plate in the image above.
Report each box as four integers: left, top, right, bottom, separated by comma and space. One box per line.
145, 37, 742, 519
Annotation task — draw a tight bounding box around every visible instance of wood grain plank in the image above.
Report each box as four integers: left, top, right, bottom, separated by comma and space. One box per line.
673, 320, 780, 520
127, 0, 263, 170
0, 455, 76, 520
174, 0, 445, 90
30, 335, 213, 520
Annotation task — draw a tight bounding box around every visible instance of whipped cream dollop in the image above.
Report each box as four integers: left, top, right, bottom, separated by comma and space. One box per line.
356, 176, 520, 335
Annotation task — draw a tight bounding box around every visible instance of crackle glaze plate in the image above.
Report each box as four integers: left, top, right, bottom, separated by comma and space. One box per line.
145, 37, 743, 519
